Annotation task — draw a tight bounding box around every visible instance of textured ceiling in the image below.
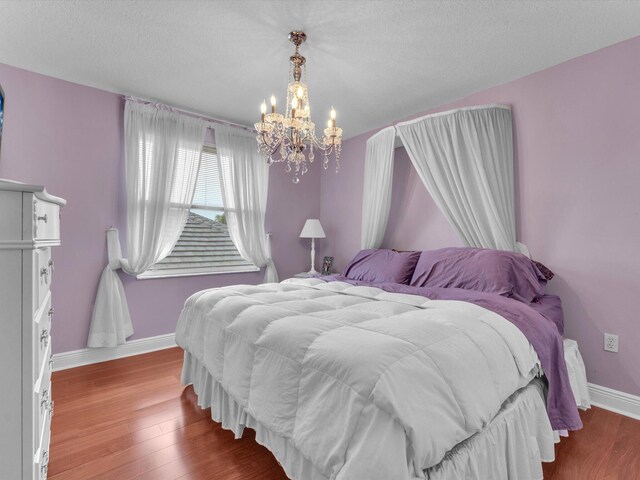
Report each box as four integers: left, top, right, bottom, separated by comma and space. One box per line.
1, 1, 639, 138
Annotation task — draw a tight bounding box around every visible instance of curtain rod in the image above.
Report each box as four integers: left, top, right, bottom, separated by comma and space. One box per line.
394, 104, 511, 129
124, 96, 254, 132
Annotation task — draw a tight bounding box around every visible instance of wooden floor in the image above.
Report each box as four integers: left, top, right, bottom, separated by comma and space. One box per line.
49, 348, 640, 480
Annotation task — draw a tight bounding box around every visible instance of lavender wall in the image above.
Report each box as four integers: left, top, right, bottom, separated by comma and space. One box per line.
0, 62, 320, 354
320, 36, 640, 397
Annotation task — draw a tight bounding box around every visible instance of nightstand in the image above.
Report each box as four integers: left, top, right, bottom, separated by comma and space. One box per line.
293, 272, 313, 278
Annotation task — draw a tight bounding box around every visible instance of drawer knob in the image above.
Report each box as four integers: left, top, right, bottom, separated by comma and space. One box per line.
40, 330, 49, 348
41, 389, 49, 409
37, 213, 48, 223
40, 267, 49, 283
48, 259, 54, 272
48, 307, 54, 318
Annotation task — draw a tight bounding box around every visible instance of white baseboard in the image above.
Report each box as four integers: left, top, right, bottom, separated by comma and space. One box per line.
52, 333, 177, 371
588, 383, 640, 421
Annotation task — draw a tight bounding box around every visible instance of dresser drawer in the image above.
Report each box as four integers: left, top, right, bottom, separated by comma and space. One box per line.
34, 408, 51, 480
33, 197, 61, 242
34, 358, 52, 453
33, 293, 53, 380
33, 248, 53, 313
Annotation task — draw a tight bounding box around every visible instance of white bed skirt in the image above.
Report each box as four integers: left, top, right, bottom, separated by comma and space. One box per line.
181, 350, 556, 480
564, 339, 591, 410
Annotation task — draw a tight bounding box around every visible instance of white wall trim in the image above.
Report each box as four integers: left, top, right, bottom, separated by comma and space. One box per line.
52, 333, 177, 371
588, 383, 640, 421
136, 264, 259, 280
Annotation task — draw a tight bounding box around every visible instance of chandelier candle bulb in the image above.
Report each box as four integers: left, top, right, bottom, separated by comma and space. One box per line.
270, 95, 276, 113
261, 100, 267, 122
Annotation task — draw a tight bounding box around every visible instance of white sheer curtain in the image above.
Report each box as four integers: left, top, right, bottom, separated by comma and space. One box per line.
361, 126, 396, 249
396, 105, 526, 254
214, 123, 278, 283
88, 101, 207, 347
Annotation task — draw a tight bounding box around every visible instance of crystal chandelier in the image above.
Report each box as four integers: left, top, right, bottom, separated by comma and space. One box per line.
255, 31, 343, 183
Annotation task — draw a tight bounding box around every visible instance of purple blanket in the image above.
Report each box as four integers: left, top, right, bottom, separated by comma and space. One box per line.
317, 275, 582, 431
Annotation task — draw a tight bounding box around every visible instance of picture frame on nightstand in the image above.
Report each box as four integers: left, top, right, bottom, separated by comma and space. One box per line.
321, 256, 334, 275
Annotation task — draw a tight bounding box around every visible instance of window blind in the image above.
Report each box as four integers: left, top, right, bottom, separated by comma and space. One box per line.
192, 146, 224, 211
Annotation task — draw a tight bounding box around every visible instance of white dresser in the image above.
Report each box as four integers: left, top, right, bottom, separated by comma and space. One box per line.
0, 179, 66, 480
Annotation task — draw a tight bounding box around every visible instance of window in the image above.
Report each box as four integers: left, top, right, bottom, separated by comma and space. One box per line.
138, 146, 258, 279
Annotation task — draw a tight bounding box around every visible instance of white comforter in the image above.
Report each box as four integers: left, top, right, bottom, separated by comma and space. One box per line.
176, 279, 539, 480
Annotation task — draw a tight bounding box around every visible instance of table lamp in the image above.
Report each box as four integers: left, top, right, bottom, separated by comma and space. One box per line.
299, 219, 326, 275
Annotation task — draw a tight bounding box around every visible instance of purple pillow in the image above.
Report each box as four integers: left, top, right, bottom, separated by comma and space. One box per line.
409, 247, 547, 303
342, 249, 421, 285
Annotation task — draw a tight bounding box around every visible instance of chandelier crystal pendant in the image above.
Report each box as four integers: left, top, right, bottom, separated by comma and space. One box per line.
255, 31, 343, 183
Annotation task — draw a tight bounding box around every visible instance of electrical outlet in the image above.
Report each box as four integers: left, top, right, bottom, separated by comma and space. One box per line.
604, 333, 619, 353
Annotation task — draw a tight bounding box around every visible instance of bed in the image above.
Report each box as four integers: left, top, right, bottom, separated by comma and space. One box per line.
175, 248, 584, 480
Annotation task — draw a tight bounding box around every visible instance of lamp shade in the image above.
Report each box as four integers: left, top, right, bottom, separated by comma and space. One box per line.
300, 219, 326, 238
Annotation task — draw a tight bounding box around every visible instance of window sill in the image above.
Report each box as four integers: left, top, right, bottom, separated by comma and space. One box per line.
136, 265, 260, 280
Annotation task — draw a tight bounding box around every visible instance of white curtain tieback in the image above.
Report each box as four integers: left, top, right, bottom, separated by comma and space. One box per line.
106, 228, 123, 270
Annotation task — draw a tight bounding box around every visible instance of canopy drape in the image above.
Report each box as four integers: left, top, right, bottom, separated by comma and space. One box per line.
361, 126, 397, 249
396, 105, 526, 254
88, 101, 207, 347
214, 123, 278, 283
